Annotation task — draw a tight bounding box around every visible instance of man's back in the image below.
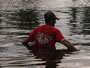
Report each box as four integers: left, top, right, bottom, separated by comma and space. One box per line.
27, 25, 64, 48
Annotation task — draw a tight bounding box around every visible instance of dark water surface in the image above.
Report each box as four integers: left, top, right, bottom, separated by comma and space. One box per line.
0, 0, 90, 68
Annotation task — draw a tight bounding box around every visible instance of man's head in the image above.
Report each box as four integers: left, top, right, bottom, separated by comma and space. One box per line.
44, 11, 59, 26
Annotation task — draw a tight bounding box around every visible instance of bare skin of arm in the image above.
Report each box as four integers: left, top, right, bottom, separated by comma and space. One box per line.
61, 39, 78, 51
22, 38, 78, 51
22, 39, 31, 50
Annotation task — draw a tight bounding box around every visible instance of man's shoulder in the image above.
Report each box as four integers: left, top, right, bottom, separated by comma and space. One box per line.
35, 25, 60, 31
34, 25, 43, 30
51, 26, 60, 32
36, 25, 45, 28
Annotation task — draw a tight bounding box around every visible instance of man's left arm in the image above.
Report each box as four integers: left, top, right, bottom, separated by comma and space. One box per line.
55, 29, 78, 51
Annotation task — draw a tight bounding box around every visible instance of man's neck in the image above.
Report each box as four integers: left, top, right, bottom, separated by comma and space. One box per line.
46, 24, 54, 27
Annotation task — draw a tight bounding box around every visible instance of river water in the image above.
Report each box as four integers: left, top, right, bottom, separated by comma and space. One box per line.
0, 0, 90, 68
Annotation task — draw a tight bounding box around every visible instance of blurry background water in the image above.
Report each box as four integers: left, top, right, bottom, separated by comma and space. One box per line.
0, 0, 90, 68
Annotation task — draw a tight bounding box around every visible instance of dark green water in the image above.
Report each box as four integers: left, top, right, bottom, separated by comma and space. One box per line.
0, 0, 90, 68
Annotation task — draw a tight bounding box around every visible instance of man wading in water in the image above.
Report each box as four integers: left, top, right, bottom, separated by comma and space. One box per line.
22, 11, 77, 51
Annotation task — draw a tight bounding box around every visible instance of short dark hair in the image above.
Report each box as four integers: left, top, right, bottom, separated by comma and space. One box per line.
44, 11, 59, 23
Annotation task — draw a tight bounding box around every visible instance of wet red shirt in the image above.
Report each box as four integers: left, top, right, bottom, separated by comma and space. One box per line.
27, 25, 64, 48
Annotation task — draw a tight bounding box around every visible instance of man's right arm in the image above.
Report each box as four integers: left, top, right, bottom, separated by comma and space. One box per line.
22, 39, 31, 50
22, 28, 37, 50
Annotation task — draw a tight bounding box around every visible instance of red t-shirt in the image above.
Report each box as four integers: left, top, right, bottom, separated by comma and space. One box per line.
27, 25, 64, 48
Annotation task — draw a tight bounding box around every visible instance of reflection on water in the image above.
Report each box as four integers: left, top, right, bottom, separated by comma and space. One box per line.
0, 0, 90, 68
17, 9, 39, 29
69, 7, 90, 45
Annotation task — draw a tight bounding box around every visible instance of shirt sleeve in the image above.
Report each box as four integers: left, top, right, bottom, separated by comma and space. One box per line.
55, 29, 64, 42
26, 29, 37, 42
